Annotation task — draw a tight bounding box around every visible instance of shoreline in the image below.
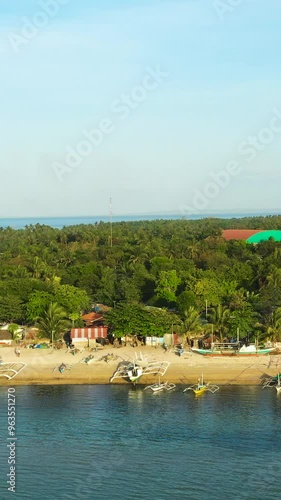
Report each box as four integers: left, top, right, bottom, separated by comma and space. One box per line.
1, 346, 280, 387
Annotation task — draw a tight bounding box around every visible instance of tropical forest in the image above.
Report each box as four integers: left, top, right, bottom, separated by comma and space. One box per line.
1, 215, 281, 343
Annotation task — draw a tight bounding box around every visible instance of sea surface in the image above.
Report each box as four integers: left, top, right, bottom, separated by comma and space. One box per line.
0, 385, 280, 500
0, 212, 280, 230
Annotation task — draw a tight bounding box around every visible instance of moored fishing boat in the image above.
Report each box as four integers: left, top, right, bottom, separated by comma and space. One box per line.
144, 376, 176, 393
276, 373, 281, 394
183, 374, 219, 396
191, 343, 275, 356
262, 373, 281, 389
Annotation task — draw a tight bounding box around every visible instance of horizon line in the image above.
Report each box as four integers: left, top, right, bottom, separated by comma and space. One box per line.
1, 210, 281, 220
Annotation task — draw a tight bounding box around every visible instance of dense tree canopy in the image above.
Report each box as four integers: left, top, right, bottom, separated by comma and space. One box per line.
1, 216, 281, 340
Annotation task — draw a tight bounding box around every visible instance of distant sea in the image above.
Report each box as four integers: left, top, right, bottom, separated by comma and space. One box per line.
0, 385, 281, 500
0, 211, 280, 230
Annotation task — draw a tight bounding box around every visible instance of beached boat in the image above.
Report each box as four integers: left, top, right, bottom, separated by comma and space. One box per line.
127, 364, 143, 384
191, 343, 275, 356
110, 352, 170, 385
183, 374, 219, 396
0, 362, 27, 380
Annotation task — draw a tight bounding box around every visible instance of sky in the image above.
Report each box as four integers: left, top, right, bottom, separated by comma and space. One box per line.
0, 0, 281, 217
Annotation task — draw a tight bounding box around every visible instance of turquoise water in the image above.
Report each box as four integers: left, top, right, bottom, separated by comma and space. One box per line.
0, 385, 281, 500
0, 212, 280, 229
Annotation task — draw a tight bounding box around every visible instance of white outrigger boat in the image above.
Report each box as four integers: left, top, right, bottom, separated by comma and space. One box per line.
183, 374, 219, 396
144, 376, 176, 393
110, 352, 170, 385
0, 362, 27, 380
191, 343, 275, 357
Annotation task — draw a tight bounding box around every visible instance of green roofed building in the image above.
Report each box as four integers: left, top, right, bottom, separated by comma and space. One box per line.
247, 230, 281, 243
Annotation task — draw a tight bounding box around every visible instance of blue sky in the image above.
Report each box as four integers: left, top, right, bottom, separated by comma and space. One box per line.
0, 0, 281, 216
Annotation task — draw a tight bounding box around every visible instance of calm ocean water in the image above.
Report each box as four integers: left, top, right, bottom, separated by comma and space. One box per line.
0, 212, 280, 229
0, 385, 281, 500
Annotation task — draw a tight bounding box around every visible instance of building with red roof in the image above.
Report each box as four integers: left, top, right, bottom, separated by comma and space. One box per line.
222, 229, 262, 241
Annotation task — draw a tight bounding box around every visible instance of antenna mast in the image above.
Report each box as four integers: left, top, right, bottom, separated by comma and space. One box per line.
109, 198, 113, 248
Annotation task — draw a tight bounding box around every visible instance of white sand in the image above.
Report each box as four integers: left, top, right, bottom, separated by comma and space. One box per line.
1, 345, 280, 386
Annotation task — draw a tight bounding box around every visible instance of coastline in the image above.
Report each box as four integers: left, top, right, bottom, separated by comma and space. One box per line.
1, 346, 280, 387
1, 212, 281, 230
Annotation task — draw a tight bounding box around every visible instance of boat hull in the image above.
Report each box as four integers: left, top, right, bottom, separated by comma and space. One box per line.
193, 386, 207, 396
145, 382, 176, 392
191, 348, 274, 356
128, 367, 143, 384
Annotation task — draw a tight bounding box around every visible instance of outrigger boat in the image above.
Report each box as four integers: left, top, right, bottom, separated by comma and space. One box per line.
183, 374, 219, 396
191, 343, 275, 357
110, 352, 170, 385
276, 373, 281, 394
263, 373, 281, 394
127, 364, 143, 384
0, 362, 27, 380
144, 376, 176, 393
262, 373, 281, 389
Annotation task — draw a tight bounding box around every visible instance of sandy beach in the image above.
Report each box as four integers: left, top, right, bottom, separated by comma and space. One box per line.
1, 345, 281, 387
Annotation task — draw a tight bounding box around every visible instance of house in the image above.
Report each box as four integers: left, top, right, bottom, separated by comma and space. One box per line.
222, 229, 281, 243
81, 312, 104, 327
222, 229, 262, 241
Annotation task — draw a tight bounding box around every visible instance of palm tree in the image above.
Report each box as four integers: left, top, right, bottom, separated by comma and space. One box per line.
208, 304, 231, 341
37, 303, 70, 345
265, 307, 281, 341
267, 267, 281, 288
183, 306, 202, 340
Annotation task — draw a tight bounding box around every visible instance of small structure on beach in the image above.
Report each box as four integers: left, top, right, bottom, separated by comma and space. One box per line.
0, 331, 12, 345
71, 326, 108, 343
81, 312, 104, 327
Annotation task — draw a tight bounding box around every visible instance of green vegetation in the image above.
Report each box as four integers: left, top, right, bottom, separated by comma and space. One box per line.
1, 215, 281, 341
36, 303, 70, 344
